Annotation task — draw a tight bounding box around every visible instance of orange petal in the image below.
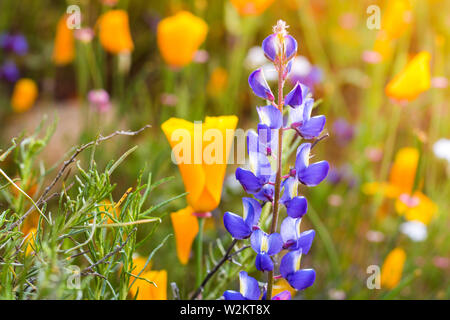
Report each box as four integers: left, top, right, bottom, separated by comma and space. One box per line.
161, 118, 206, 210
157, 11, 208, 68
230, 0, 275, 16
381, 247, 406, 289
98, 10, 134, 54
53, 15, 75, 65
389, 147, 419, 195
11, 78, 38, 113
171, 206, 199, 265
200, 115, 238, 212
129, 270, 167, 300
385, 51, 431, 102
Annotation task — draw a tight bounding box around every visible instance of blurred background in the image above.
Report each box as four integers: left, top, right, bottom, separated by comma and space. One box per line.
0, 0, 449, 299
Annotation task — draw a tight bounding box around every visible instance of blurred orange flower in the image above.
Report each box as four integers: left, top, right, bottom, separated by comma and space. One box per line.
161, 116, 238, 213
381, 247, 406, 289
97, 10, 134, 54
363, 147, 437, 224
11, 78, 38, 113
230, 0, 275, 16
170, 206, 199, 265
395, 192, 438, 225
53, 15, 75, 65
24, 227, 37, 256
207, 67, 228, 97
385, 51, 431, 102
157, 11, 208, 68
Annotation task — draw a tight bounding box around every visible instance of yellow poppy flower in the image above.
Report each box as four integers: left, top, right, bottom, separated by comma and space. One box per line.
385, 51, 431, 102
272, 278, 296, 298
97, 10, 134, 54
53, 15, 75, 65
170, 206, 199, 265
130, 255, 151, 275
381, 0, 413, 40
230, 0, 275, 16
161, 115, 238, 213
129, 270, 167, 300
387, 147, 419, 197
381, 247, 406, 289
11, 78, 38, 113
362, 147, 418, 198
157, 11, 208, 68
395, 192, 438, 225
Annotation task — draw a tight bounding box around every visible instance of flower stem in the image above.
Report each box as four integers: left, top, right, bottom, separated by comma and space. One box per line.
266, 60, 285, 300
195, 217, 205, 288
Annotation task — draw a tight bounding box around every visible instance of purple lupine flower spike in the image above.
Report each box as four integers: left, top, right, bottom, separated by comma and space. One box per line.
248, 68, 274, 101
295, 143, 329, 186
280, 217, 315, 254
223, 197, 262, 240
251, 229, 283, 271
223, 271, 261, 300
280, 249, 316, 290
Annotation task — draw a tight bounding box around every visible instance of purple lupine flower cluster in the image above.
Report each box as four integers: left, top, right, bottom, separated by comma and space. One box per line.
223, 21, 329, 300
0, 32, 28, 82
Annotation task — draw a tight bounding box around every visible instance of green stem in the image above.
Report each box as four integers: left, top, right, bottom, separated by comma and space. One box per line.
196, 217, 205, 288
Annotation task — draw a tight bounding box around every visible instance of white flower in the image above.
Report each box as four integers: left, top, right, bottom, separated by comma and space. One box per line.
289, 56, 312, 78
245, 46, 267, 70
400, 221, 427, 242
433, 138, 450, 163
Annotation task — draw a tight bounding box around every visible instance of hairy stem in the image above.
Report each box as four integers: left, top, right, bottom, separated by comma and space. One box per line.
266, 60, 285, 300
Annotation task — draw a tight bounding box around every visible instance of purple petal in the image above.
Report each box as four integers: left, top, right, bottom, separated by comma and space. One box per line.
223, 290, 246, 300
302, 98, 314, 122
280, 216, 300, 245
250, 229, 264, 253
286, 269, 316, 290
223, 211, 252, 240
257, 105, 283, 129
296, 230, 315, 254
249, 151, 272, 181
280, 177, 298, 204
284, 82, 303, 108
300, 116, 326, 139
295, 143, 312, 173
284, 35, 297, 61
248, 69, 274, 101
255, 252, 274, 272
239, 271, 261, 300
267, 233, 283, 256
280, 249, 302, 279
285, 196, 308, 219
235, 168, 264, 193
242, 197, 262, 227
272, 291, 292, 300
262, 34, 277, 62
253, 184, 274, 202
298, 161, 330, 187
